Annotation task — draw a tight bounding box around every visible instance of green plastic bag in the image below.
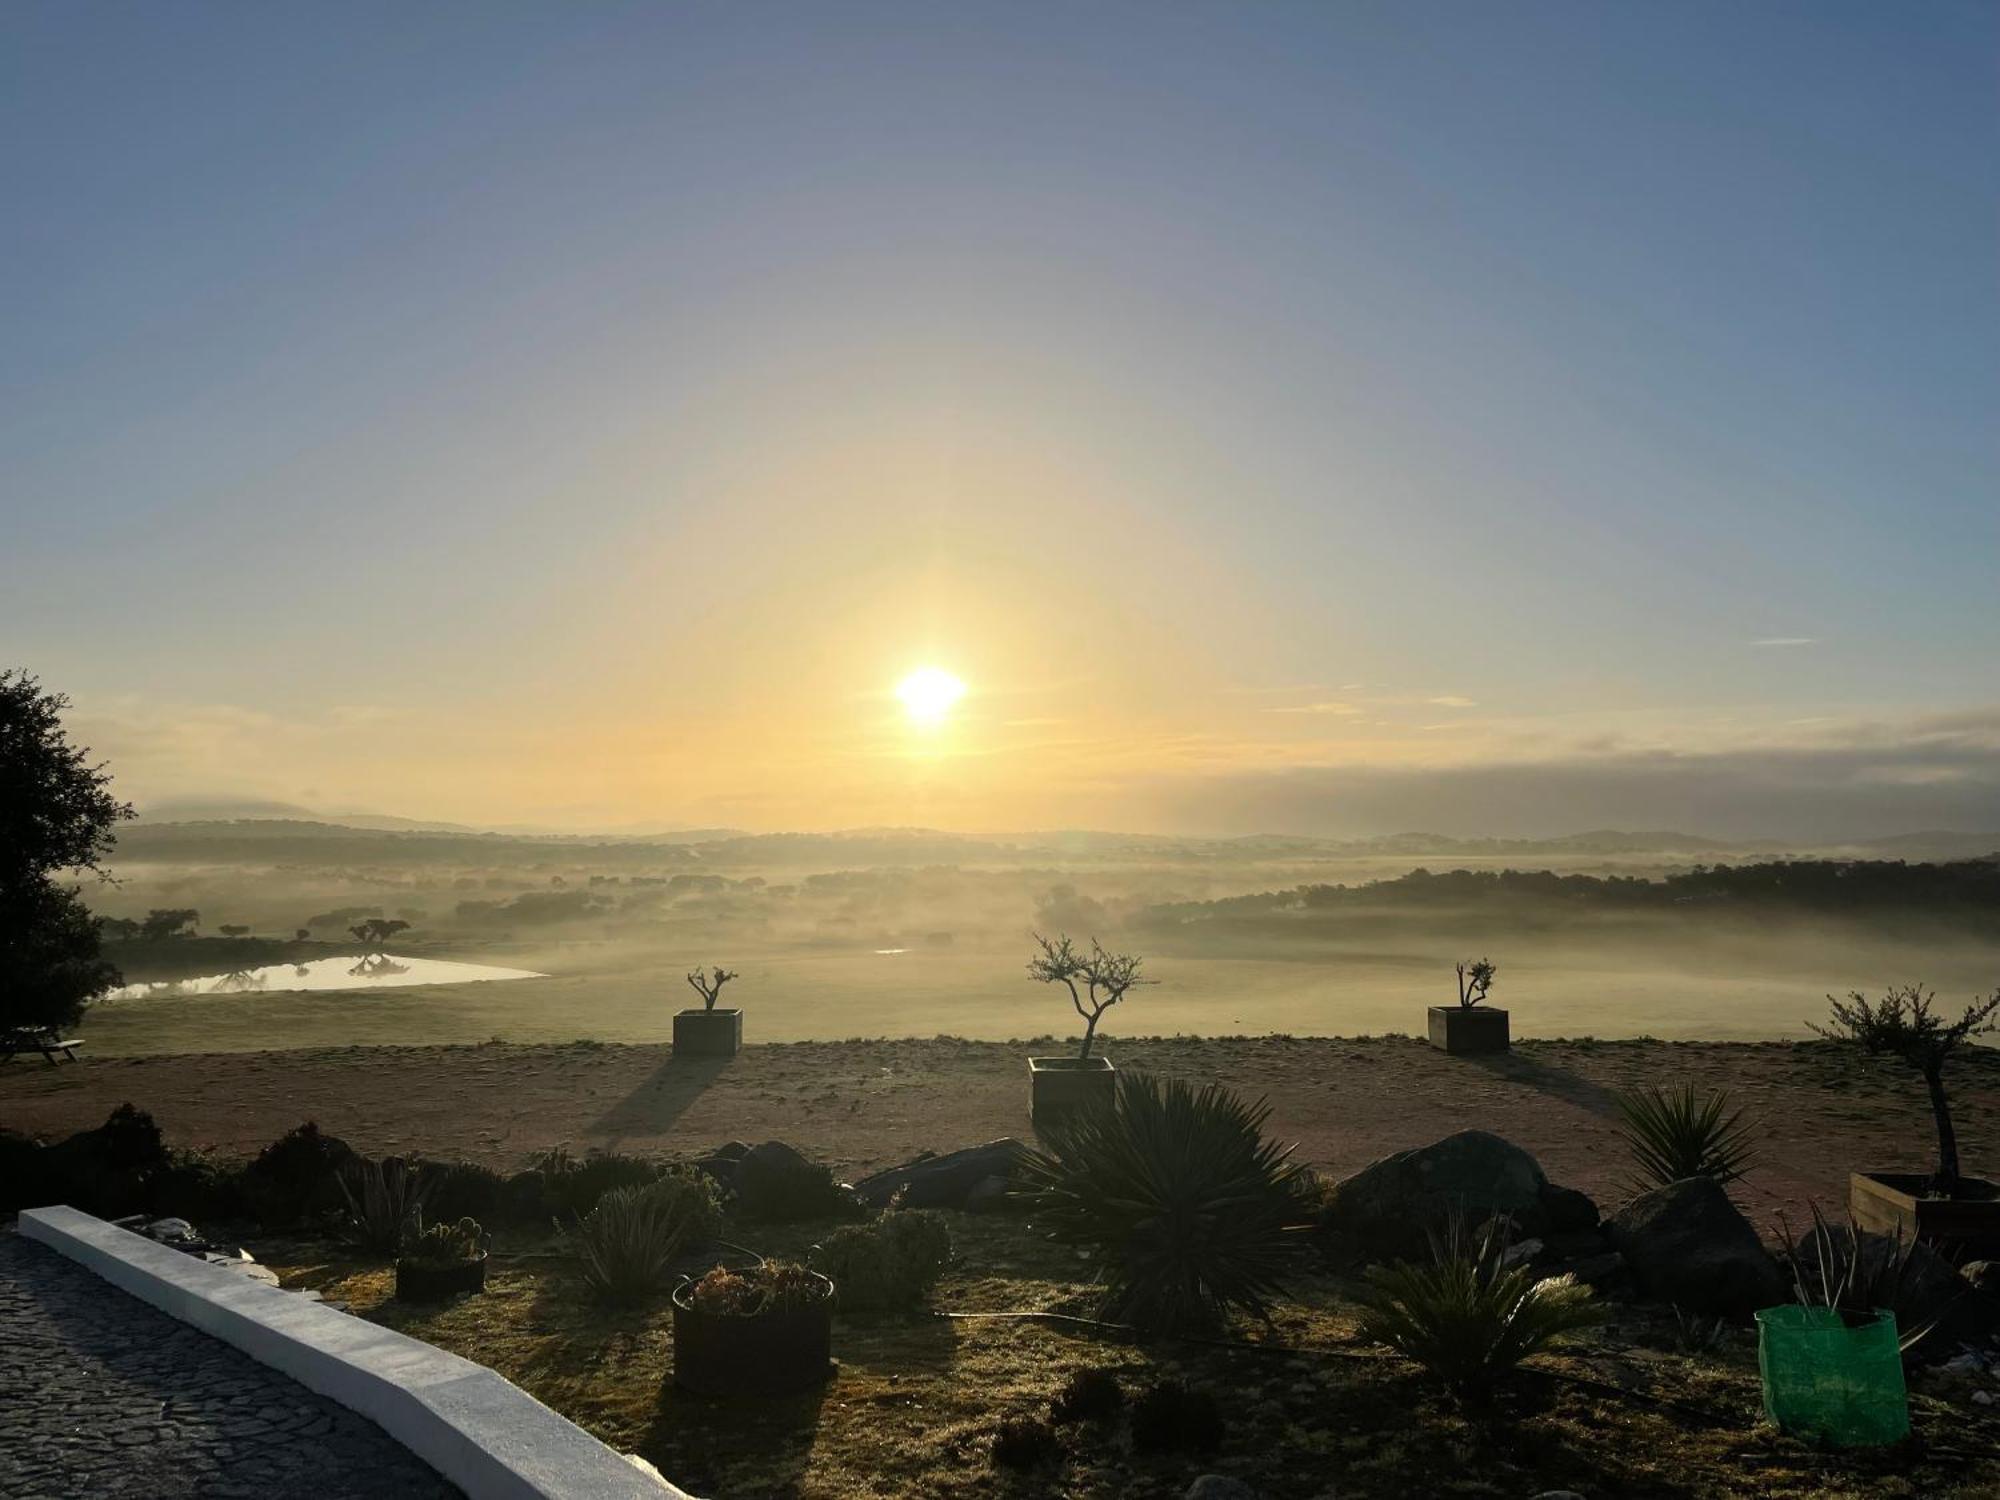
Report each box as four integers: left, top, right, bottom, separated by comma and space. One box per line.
1756, 1304, 1909, 1447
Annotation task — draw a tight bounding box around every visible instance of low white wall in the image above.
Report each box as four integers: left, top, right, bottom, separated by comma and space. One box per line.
18, 1206, 694, 1500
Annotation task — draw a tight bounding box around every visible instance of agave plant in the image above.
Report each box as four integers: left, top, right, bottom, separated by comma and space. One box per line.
1354, 1216, 1602, 1396
564, 1171, 721, 1303
1013, 1071, 1311, 1335
1614, 1083, 1757, 1191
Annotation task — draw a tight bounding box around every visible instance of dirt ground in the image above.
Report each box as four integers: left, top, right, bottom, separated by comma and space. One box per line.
6, 1035, 1996, 1233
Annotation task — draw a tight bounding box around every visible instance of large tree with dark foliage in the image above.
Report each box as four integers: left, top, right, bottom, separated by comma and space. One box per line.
0, 671, 133, 1033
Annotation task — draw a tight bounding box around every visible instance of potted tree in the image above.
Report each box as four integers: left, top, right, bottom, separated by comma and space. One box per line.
1815, 984, 2000, 1255
671, 1260, 834, 1396
1025, 934, 1152, 1128
1428, 957, 1508, 1055
395, 1214, 489, 1301
674, 966, 742, 1059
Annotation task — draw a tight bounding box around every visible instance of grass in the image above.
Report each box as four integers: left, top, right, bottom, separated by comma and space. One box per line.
261, 1210, 2000, 1499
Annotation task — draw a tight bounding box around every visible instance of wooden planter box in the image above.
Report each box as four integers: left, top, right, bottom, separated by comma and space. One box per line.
1428, 1005, 1510, 1055
395, 1251, 488, 1302
1028, 1055, 1117, 1130
671, 1272, 834, 1397
1849, 1171, 2000, 1257
673, 1007, 743, 1059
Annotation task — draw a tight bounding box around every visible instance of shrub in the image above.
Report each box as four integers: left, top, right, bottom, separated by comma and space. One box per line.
153, 1149, 250, 1222
1129, 1379, 1223, 1453
416, 1160, 508, 1222
403, 1215, 487, 1268
535, 1146, 663, 1220
1615, 1084, 1757, 1190
338, 1157, 431, 1257
566, 1172, 721, 1303
1013, 1071, 1311, 1334
1049, 1368, 1124, 1425
241, 1122, 357, 1227
736, 1144, 859, 1224
1354, 1216, 1602, 1396
810, 1211, 951, 1313
687, 1259, 826, 1316
991, 1416, 1063, 1471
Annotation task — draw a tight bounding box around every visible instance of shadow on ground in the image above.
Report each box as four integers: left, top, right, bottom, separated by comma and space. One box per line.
588, 1055, 733, 1148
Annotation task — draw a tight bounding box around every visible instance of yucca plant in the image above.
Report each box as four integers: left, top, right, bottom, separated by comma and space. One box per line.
564, 1171, 721, 1303
1013, 1071, 1312, 1335
1614, 1083, 1757, 1191
337, 1156, 431, 1256
1777, 1203, 1948, 1355
1354, 1216, 1602, 1396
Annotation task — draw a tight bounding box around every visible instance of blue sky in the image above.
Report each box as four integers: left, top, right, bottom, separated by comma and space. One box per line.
3, 3, 1995, 835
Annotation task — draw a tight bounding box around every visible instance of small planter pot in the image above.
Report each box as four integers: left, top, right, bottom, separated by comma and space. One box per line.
1849, 1171, 2000, 1257
395, 1251, 488, 1302
673, 1007, 743, 1059
1756, 1304, 1909, 1447
1427, 1005, 1510, 1055
1028, 1054, 1117, 1129
671, 1272, 834, 1397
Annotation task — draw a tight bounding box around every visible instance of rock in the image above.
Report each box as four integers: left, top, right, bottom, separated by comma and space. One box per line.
1563, 1252, 1628, 1290
1186, 1477, 1260, 1500
1962, 1261, 2000, 1297
854, 1139, 1027, 1211
736, 1140, 859, 1222
1321, 1130, 1551, 1261
1976, 1390, 1994, 1407
1501, 1238, 1545, 1271
963, 1174, 1015, 1214
1605, 1176, 1785, 1319
1541, 1184, 1600, 1233
1940, 1352, 1986, 1379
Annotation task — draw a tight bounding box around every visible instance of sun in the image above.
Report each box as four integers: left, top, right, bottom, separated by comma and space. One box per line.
896, 666, 966, 726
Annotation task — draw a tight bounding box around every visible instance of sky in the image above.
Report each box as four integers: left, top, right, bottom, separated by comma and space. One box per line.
4, 2, 1996, 839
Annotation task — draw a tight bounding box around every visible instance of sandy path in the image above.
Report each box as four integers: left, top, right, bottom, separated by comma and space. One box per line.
6, 1035, 1993, 1234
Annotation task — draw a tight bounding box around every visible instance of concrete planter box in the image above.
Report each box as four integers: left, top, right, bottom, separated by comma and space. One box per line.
1849, 1171, 2000, 1257
1029, 1055, 1117, 1129
673, 1008, 742, 1059
1427, 1005, 1510, 1055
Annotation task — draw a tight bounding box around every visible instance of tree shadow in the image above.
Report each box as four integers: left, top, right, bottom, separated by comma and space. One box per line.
588, 1055, 732, 1149
1462, 1048, 1623, 1119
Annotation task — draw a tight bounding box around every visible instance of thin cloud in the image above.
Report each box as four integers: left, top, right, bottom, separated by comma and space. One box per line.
1754, 637, 1818, 648
1270, 701, 1361, 716
1426, 695, 1477, 708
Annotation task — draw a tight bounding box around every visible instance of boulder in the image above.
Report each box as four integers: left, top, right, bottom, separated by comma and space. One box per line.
1605, 1177, 1786, 1318
1961, 1260, 2000, 1297
854, 1139, 1026, 1211
736, 1140, 859, 1223
1186, 1478, 1260, 1500
1540, 1183, 1600, 1233
1321, 1130, 1551, 1261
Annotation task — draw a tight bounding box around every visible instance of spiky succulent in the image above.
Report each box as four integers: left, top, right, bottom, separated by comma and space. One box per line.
1013, 1071, 1312, 1335
1615, 1083, 1757, 1191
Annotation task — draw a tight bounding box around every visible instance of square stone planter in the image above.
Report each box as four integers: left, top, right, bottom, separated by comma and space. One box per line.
1428, 1005, 1510, 1055
1849, 1171, 2000, 1257
1029, 1055, 1117, 1129
673, 1007, 743, 1059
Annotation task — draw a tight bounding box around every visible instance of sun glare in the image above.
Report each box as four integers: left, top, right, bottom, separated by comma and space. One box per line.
896, 667, 966, 726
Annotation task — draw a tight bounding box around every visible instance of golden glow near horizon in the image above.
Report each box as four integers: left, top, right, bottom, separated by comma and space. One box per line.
896, 666, 966, 727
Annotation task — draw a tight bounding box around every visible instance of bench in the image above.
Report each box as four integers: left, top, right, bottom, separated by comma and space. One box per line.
0, 1032, 83, 1065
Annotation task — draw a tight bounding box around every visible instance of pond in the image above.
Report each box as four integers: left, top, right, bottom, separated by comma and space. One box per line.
107, 954, 546, 1000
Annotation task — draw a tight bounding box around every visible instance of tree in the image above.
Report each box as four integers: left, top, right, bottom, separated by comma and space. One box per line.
0, 671, 133, 1034
349, 918, 410, 952
1027, 933, 1154, 1060
1455, 958, 1496, 1009
1813, 984, 2000, 1197
685, 966, 738, 1011
219, 924, 250, 939
140, 908, 199, 941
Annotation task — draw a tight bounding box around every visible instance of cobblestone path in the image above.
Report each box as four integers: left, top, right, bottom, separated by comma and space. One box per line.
0, 1230, 461, 1499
